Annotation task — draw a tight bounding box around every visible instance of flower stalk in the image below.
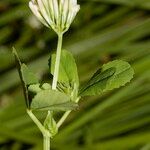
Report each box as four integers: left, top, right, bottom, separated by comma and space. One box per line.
52, 33, 63, 90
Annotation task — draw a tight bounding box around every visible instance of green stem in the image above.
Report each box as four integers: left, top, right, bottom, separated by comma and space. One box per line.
52, 33, 63, 90
43, 135, 50, 150
27, 109, 46, 134
57, 110, 71, 128
57, 97, 80, 128
27, 109, 51, 150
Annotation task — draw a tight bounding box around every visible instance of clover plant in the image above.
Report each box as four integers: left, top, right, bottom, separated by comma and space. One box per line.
13, 0, 134, 150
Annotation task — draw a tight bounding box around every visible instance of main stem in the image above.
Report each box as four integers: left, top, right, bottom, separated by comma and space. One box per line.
27, 110, 51, 150
43, 135, 50, 150
52, 33, 63, 90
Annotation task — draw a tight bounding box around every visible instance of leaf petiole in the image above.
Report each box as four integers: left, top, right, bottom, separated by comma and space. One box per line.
57, 97, 80, 128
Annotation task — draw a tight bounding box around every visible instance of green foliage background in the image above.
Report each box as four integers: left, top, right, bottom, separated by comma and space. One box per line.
0, 0, 150, 149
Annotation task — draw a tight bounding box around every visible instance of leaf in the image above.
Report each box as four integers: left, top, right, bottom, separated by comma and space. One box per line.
21, 64, 38, 85
44, 111, 58, 137
12, 48, 29, 108
50, 50, 79, 86
80, 67, 116, 95
80, 60, 134, 96
28, 84, 42, 93
50, 50, 79, 100
30, 89, 78, 111
12, 48, 39, 108
28, 83, 52, 94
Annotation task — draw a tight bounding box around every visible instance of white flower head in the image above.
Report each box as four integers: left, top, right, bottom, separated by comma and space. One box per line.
29, 0, 80, 34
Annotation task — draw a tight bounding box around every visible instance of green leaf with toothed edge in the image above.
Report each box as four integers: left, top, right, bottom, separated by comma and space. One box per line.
80, 60, 134, 96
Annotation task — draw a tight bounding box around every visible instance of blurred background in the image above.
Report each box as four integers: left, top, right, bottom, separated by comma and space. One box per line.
0, 0, 150, 149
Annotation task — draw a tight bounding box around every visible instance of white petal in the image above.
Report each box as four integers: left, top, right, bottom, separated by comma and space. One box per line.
42, 0, 54, 24
60, 0, 65, 4
67, 4, 80, 26
62, 0, 69, 24
59, 0, 65, 14
52, 0, 59, 24
37, 0, 51, 25
69, 0, 77, 6
47, 0, 55, 23
29, 1, 49, 27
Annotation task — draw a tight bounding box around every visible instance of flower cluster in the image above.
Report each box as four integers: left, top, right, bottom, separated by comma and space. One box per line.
29, 0, 80, 34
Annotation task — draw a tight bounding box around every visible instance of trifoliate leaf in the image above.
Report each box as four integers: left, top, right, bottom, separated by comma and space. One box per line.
44, 111, 58, 137
80, 60, 134, 96
30, 89, 78, 111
